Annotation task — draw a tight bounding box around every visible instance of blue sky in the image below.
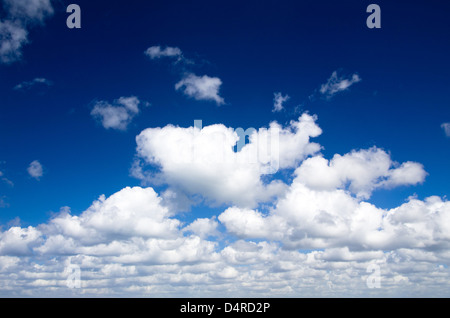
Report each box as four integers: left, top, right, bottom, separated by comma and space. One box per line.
1, 0, 450, 297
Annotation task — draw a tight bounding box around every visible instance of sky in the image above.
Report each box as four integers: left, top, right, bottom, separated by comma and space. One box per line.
0, 0, 450, 297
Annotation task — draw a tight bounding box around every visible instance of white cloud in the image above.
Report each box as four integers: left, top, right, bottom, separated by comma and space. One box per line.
319, 71, 361, 99
91, 96, 141, 130
14, 77, 52, 90
295, 147, 427, 199
39, 187, 182, 247
218, 207, 279, 240
219, 181, 449, 253
0, 226, 42, 255
273, 92, 290, 112
183, 218, 220, 239
442, 123, 450, 137
175, 73, 225, 105
0, 20, 28, 64
132, 113, 321, 207
3, 0, 53, 23
0, 184, 449, 296
0, 0, 54, 64
27, 160, 43, 180
144, 45, 183, 61
1, 112, 450, 297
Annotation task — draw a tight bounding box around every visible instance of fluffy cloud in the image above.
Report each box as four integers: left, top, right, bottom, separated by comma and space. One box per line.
442, 123, 450, 137
175, 73, 225, 105
0, 226, 42, 255
0, 0, 54, 64
91, 96, 141, 130
27, 160, 43, 180
273, 92, 290, 112
132, 113, 321, 207
219, 180, 449, 253
145, 46, 224, 105
1, 112, 450, 297
0, 184, 449, 297
295, 147, 426, 199
319, 70, 361, 99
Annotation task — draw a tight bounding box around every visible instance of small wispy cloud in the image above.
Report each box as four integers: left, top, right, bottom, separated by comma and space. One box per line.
14, 77, 53, 90
442, 123, 450, 137
27, 160, 43, 180
144, 45, 185, 63
0, 196, 9, 208
273, 92, 290, 112
319, 70, 361, 100
0, 170, 13, 187
91, 96, 142, 131
175, 73, 225, 105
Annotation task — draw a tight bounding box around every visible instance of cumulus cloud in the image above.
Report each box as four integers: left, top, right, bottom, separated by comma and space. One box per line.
132, 113, 321, 207
273, 92, 290, 112
0, 185, 449, 296
0, 0, 54, 64
183, 218, 220, 239
442, 123, 450, 137
319, 70, 361, 99
175, 73, 225, 105
1, 112, 450, 297
219, 180, 449, 253
0, 226, 42, 255
295, 147, 427, 199
27, 160, 43, 180
91, 96, 141, 130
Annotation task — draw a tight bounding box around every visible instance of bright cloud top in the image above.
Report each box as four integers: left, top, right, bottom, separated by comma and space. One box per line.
319, 70, 361, 99
1, 112, 449, 297
175, 73, 225, 105
0, 0, 53, 64
133, 113, 321, 207
91, 96, 141, 131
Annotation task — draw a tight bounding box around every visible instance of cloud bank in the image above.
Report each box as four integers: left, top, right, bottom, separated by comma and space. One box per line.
442, 123, 450, 137
1, 113, 449, 297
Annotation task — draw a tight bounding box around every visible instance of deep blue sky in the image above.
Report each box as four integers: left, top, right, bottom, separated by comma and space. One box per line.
1, 0, 450, 226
